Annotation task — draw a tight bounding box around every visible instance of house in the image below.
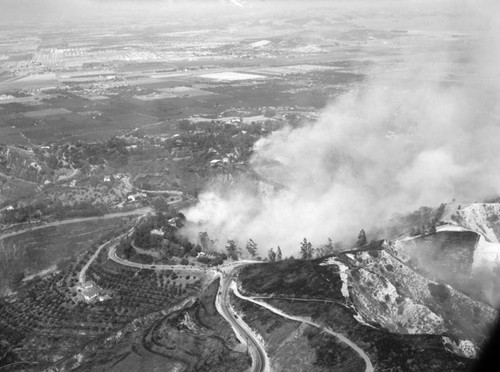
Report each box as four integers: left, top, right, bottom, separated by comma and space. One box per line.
29, 162, 42, 172
151, 229, 164, 237
79, 282, 99, 302
210, 159, 221, 167
127, 192, 147, 202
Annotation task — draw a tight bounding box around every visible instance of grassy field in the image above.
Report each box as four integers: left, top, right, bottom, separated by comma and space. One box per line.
0, 216, 135, 294
238, 259, 344, 300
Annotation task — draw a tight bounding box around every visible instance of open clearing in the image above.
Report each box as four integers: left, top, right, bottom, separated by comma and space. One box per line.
23, 108, 72, 118
200, 72, 266, 81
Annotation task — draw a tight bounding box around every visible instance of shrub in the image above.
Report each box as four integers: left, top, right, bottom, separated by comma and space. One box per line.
428, 283, 450, 302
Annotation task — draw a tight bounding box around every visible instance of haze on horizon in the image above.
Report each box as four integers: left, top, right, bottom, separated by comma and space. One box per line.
182, 0, 500, 255
3, 0, 499, 256
0, 0, 474, 25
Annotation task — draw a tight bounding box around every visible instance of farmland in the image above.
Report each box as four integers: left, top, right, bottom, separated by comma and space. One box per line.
0, 3, 397, 146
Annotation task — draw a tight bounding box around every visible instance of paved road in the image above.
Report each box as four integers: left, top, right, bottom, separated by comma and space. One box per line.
0, 207, 152, 241
108, 244, 206, 272
232, 284, 374, 372
109, 244, 260, 273
216, 270, 270, 372
106, 246, 268, 371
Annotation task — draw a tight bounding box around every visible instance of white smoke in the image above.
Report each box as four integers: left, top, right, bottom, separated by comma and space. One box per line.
182, 1, 500, 255
229, 0, 244, 8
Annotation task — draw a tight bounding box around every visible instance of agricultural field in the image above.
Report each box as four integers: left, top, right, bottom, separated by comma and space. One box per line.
0, 243, 208, 370
0, 4, 380, 147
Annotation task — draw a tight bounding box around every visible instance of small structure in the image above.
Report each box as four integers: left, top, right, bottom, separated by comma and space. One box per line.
151, 229, 164, 237
77, 281, 110, 303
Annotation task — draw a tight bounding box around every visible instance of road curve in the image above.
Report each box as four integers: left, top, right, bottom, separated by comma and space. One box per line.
232, 283, 374, 372
107, 246, 269, 372
79, 229, 133, 284
107, 244, 206, 272
216, 271, 270, 372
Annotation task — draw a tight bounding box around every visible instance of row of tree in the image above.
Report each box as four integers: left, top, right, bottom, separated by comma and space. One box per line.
220, 229, 368, 262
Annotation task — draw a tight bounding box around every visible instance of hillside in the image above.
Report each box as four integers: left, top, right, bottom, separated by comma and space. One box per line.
235, 242, 496, 371
393, 202, 500, 307
440, 202, 500, 243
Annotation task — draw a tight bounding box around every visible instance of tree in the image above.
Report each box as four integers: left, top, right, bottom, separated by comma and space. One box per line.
226, 240, 239, 260
10, 271, 25, 287
276, 246, 282, 261
264, 108, 276, 118
178, 119, 192, 131
246, 239, 258, 257
199, 232, 212, 252
324, 238, 334, 254
357, 229, 367, 247
157, 211, 167, 227
429, 222, 437, 234
300, 238, 314, 260
268, 248, 276, 262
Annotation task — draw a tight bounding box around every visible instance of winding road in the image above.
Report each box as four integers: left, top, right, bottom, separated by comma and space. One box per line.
104, 244, 374, 372
106, 245, 270, 372
107, 244, 205, 272
231, 283, 374, 372
95, 229, 372, 372
78, 229, 134, 284
216, 269, 270, 372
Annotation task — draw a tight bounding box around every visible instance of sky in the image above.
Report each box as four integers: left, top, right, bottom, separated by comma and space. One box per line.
0, 1, 473, 24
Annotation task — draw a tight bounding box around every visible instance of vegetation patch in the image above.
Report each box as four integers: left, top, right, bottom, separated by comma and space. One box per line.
239, 259, 344, 301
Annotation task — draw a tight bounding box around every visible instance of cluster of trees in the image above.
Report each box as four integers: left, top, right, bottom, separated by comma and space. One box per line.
299, 236, 347, 260
128, 212, 207, 262
1, 200, 107, 224
0, 250, 200, 362
220, 235, 352, 262
193, 228, 370, 265
162, 120, 267, 166
267, 246, 282, 261
39, 137, 132, 172
225, 240, 240, 260
378, 205, 443, 239
291, 230, 368, 260
199, 231, 215, 252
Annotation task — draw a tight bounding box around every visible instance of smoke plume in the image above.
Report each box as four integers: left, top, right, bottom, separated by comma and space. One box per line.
182, 1, 500, 255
